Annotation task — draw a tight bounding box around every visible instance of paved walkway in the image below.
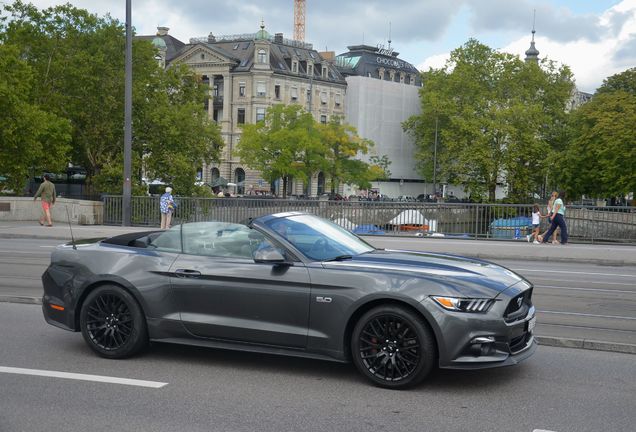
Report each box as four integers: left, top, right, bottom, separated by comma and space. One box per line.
1, 220, 634, 266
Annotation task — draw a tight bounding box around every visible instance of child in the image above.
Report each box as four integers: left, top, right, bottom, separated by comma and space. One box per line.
527, 204, 544, 244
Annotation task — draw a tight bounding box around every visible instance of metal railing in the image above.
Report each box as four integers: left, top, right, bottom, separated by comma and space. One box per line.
102, 196, 636, 243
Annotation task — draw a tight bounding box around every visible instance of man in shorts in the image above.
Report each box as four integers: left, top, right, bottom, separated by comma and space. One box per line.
33, 174, 56, 226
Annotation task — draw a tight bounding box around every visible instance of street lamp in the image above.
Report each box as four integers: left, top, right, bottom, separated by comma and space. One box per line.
123, 0, 132, 226
433, 117, 438, 196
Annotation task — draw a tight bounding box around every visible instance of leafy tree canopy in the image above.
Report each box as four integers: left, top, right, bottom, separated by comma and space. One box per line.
403, 39, 573, 202
559, 68, 636, 198
0, 0, 222, 196
237, 107, 377, 197
0, 44, 71, 192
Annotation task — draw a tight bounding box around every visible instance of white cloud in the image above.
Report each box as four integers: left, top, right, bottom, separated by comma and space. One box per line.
415, 0, 636, 93
417, 53, 450, 71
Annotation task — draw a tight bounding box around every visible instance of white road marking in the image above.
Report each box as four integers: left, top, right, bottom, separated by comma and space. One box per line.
39, 245, 55, 248
538, 310, 636, 320
528, 278, 635, 286
512, 268, 634, 278
0, 366, 168, 388
534, 285, 636, 294
0, 250, 50, 254
533, 429, 558, 432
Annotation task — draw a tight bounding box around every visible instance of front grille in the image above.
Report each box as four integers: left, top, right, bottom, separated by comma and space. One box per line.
504, 287, 533, 323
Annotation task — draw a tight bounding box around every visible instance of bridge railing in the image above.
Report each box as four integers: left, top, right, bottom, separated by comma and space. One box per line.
102, 196, 636, 243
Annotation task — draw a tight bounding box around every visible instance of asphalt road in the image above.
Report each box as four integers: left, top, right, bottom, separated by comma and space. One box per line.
1, 238, 634, 349
1, 302, 635, 432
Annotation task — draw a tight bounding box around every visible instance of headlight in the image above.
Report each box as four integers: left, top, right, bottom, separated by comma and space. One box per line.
431, 296, 494, 313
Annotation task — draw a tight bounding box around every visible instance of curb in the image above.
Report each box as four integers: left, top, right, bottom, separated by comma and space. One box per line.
0, 296, 42, 305
536, 335, 636, 355
1, 295, 634, 355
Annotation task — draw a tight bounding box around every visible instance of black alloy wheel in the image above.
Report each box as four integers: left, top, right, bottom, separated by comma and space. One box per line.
351, 305, 436, 389
80, 285, 148, 359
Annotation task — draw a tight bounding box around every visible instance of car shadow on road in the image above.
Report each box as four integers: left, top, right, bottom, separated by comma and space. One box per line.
139, 341, 532, 392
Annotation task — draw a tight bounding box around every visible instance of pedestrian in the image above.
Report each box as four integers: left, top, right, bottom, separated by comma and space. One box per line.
527, 204, 545, 244
541, 191, 568, 245
33, 174, 56, 227
538, 192, 560, 244
160, 187, 175, 229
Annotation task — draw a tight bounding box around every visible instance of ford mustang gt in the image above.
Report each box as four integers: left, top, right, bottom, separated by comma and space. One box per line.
42, 212, 536, 389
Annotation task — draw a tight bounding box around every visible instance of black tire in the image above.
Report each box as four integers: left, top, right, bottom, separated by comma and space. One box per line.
351, 305, 436, 389
79, 285, 148, 359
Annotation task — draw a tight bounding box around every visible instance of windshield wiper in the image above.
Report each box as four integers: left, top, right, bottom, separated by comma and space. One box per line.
323, 255, 353, 262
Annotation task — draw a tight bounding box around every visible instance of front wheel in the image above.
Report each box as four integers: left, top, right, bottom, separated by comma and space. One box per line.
351, 305, 436, 389
80, 285, 148, 359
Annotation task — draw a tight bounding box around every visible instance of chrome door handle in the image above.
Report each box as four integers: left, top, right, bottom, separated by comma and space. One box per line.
174, 269, 202, 278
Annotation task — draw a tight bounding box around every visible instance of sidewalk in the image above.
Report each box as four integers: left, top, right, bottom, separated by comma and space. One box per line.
1, 220, 634, 266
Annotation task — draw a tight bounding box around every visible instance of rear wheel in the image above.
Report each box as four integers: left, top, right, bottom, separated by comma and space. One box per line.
351, 305, 436, 389
79, 285, 148, 359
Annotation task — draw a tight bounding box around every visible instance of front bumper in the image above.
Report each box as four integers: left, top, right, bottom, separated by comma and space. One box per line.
425, 283, 538, 370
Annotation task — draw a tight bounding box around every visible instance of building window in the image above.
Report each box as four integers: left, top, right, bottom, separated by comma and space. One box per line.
292, 60, 298, 73
290, 87, 298, 101
256, 108, 265, 122
257, 49, 267, 63
307, 64, 313, 76
322, 66, 328, 78
239, 82, 246, 97
234, 168, 245, 195
256, 81, 266, 97
211, 167, 220, 182
320, 115, 327, 124
203, 98, 209, 111
320, 92, 327, 106
274, 84, 281, 99
317, 172, 325, 195
335, 93, 341, 107
237, 108, 245, 124
196, 168, 203, 181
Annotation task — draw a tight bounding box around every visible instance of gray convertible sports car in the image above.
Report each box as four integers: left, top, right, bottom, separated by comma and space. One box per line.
42, 212, 536, 389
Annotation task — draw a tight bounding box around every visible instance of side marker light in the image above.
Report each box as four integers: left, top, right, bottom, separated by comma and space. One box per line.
50, 304, 65, 311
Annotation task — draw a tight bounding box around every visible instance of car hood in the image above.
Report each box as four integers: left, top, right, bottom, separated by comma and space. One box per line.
323, 249, 528, 297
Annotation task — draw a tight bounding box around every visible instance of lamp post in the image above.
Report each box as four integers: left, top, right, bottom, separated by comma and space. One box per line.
122, 0, 132, 226
433, 117, 438, 196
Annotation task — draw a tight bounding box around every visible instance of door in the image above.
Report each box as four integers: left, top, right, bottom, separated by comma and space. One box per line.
170, 222, 311, 348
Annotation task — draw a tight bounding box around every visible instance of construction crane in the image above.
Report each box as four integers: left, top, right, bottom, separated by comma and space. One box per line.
294, 0, 305, 41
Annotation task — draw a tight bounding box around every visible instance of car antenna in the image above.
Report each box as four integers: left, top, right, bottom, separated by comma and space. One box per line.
65, 205, 77, 250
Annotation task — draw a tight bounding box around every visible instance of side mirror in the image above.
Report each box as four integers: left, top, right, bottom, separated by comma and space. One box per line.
253, 246, 287, 264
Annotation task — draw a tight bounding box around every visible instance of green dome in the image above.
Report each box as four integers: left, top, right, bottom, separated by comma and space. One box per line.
255, 21, 269, 40
152, 36, 167, 49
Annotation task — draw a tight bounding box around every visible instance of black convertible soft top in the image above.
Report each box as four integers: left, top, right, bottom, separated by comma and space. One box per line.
101, 230, 164, 247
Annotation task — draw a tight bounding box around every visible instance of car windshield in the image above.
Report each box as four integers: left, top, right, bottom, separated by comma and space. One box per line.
264, 214, 374, 261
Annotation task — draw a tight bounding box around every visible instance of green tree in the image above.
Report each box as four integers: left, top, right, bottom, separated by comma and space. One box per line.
319, 117, 375, 192
236, 104, 319, 198
403, 39, 573, 202
596, 67, 636, 95
1, 1, 222, 195
0, 44, 71, 192
559, 69, 636, 198
369, 154, 392, 179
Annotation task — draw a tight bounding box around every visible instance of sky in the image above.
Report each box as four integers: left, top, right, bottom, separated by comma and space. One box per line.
15, 0, 636, 93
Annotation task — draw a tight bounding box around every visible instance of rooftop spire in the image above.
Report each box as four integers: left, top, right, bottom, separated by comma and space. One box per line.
524, 10, 539, 63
